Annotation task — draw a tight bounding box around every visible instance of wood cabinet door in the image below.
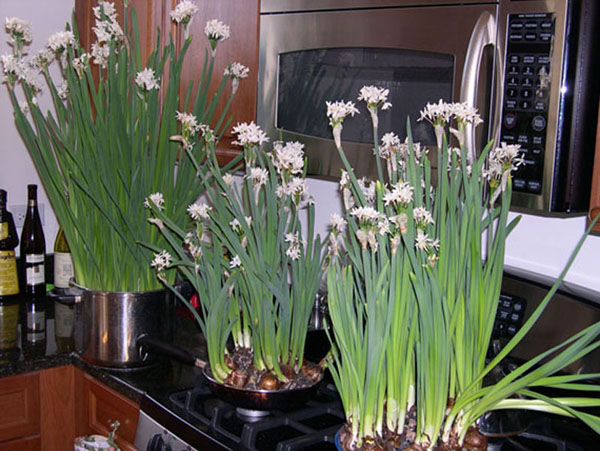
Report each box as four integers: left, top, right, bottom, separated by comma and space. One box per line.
39, 366, 77, 451
82, 373, 139, 451
0, 372, 40, 443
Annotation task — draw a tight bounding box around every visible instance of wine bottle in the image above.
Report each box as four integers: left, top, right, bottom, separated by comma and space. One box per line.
53, 293, 75, 353
20, 184, 46, 298
0, 189, 20, 360
21, 298, 46, 358
53, 227, 74, 290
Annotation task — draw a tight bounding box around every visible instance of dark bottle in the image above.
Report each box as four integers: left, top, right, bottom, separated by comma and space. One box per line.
21, 298, 46, 358
0, 189, 20, 361
20, 184, 46, 298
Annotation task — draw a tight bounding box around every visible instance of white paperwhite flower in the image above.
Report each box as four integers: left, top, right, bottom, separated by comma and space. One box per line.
47, 31, 75, 53
326, 100, 359, 127
276, 177, 308, 201
57, 81, 69, 100
379, 132, 401, 160
222, 173, 234, 187
144, 192, 165, 210
176, 111, 201, 136
383, 182, 414, 207
224, 62, 249, 80
358, 85, 392, 110
229, 255, 241, 269
170, 1, 199, 24
204, 19, 230, 42
187, 202, 212, 221
350, 206, 384, 224
91, 42, 110, 67
151, 250, 172, 272
415, 229, 433, 252
93, 2, 118, 22
247, 167, 268, 191
418, 99, 452, 125
285, 233, 301, 260
330, 213, 347, 234
198, 124, 216, 144
232, 122, 269, 147
230, 218, 242, 232
413, 207, 434, 227
31, 48, 55, 69
5, 18, 32, 45
377, 217, 390, 236
136, 68, 160, 91
450, 102, 483, 127
357, 178, 376, 205
271, 141, 304, 176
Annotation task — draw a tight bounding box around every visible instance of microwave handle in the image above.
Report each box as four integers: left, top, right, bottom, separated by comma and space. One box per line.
460, 11, 498, 161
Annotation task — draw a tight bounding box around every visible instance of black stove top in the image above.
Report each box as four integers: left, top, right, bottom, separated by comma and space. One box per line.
168, 379, 344, 451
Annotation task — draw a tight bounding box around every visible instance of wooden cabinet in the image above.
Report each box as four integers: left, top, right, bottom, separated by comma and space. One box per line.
0, 372, 39, 445
80, 372, 139, 451
74, 0, 260, 166
588, 100, 600, 234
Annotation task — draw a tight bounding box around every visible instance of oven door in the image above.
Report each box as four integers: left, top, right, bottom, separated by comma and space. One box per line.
257, 3, 500, 180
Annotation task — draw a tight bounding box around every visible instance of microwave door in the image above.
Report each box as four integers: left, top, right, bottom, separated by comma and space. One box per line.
257, 3, 499, 181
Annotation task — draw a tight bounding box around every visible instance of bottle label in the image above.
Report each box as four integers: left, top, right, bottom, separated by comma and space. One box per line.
54, 252, 74, 288
0, 222, 7, 240
25, 263, 45, 286
0, 304, 18, 350
55, 300, 75, 338
26, 254, 44, 263
0, 250, 19, 295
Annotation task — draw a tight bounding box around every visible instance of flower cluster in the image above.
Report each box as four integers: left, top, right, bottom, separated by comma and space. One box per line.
204, 19, 230, 55
5, 17, 31, 48
47, 31, 75, 54
91, 1, 124, 67
224, 61, 249, 94
135, 68, 160, 91
170, 0, 199, 25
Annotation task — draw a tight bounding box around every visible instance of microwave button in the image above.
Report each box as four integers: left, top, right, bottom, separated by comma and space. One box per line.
527, 180, 542, 193
532, 135, 544, 145
523, 55, 535, 64
509, 54, 520, 64
510, 32, 524, 41
507, 325, 518, 336
505, 99, 517, 110
522, 78, 533, 88
503, 113, 517, 128
534, 101, 546, 111
511, 21, 524, 30
538, 55, 550, 65
532, 115, 546, 132
525, 21, 538, 29
521, 88, 532, 99
536, 88, 548, 99
532, 147, 543, 156
517, 134, 529, 144
540, 20, 553, 30
508, 66, 520, 75
520, 100, 532, 110
540, 32, 553, 42
507, 77, 519, 87
522, 66, 535, 76
513, 178, 526, 190
507, 88, 518, 98
525, 32, 537, 41
502, 133, 516, 142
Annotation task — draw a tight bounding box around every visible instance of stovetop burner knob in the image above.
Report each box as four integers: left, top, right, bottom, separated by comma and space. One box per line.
146, 433, 172, 451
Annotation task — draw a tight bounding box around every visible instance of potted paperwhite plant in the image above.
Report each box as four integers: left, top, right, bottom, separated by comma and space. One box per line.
145, 121, 328, 400
325, 88, 600, 450
2, 1, 247, 367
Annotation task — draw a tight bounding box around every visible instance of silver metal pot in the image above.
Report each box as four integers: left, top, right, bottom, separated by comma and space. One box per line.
73, 287, 174, 368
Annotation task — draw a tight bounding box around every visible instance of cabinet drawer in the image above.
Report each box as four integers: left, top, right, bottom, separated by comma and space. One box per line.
0, 434, 41, 450
83, 374, 139, 450
0, 372, 40, 442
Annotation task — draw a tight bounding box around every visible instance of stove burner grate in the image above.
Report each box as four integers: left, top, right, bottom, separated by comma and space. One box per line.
169, 382, 344, 450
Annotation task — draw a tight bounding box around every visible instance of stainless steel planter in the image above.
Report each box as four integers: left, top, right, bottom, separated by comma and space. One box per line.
75, 287, 174, 368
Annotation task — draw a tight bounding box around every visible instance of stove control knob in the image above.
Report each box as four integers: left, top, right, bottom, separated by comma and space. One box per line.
147, 433, 172, 451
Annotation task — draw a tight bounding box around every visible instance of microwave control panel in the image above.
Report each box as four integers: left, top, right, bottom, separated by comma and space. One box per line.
499, 13, 554, 195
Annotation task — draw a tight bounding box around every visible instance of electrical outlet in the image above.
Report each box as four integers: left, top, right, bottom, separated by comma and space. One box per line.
9, 203, 44, 228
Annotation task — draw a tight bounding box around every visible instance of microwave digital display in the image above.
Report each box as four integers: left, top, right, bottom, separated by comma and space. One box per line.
277, 47, 454, 147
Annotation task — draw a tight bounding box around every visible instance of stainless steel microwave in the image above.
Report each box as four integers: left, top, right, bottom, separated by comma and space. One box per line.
257, 0, 600, 214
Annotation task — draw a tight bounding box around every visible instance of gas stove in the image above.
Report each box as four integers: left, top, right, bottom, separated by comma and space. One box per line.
132, 274, 600, 450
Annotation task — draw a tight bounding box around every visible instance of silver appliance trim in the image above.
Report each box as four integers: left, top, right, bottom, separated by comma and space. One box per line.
261, 0, 496, 14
